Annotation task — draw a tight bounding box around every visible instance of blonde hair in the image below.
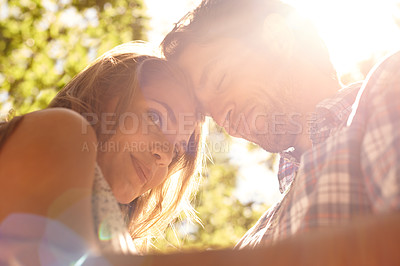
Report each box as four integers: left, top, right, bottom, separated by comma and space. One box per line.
48, 42, 205, 252
162, 0, 336, 79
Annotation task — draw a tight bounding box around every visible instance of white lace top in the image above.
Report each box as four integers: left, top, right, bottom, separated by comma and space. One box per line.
0, 165, 137, 265
91, 164, 137, 254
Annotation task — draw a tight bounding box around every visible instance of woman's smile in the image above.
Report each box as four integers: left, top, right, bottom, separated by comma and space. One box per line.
130, 154, 150, 185
96, 57, 199, 205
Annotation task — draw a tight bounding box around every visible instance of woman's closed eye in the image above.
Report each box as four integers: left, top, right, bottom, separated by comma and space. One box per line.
215, 73, 227, 92
147, 109, 163, 128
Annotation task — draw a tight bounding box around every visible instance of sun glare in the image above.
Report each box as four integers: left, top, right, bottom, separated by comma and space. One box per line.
145, 0, 400, 205
147, 0, 400, 76
284, 0, 400, 75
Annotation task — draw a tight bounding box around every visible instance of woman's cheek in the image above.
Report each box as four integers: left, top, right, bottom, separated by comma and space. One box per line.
150, 167, 169, 188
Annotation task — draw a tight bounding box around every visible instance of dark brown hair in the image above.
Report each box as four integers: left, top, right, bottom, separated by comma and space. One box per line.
161, 0, 336, 78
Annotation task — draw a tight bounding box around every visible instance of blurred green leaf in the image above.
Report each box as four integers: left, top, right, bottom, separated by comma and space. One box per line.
0, 0, 148, 113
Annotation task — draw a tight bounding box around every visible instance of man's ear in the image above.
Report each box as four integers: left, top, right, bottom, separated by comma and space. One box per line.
262, 13, 294, 59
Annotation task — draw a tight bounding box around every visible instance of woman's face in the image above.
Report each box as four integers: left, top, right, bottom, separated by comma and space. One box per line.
97, 78, 197, 204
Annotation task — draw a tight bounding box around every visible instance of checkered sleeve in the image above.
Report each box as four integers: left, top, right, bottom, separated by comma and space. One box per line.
235, 201, 280, 249
353, 51, 400, 212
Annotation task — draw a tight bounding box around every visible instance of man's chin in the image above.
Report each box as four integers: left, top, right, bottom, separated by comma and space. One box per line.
253, 134, 296, 153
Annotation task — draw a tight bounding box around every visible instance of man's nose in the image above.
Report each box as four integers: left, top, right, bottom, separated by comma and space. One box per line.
212, 105, 246, 137
212, 105, 234, 127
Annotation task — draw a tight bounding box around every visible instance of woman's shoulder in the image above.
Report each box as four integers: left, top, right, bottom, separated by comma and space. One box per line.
16, 108, 96, 141
0, 108, 100, 251
0, 108, 98, 212
1, 108, 97, 158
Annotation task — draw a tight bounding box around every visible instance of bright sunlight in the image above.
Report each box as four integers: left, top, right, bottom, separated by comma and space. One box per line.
147, 0, 400, 76
145, 0, 400, 206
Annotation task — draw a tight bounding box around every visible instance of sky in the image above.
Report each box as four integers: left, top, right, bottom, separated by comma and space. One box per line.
284, 0, 400, 75
145, 0, 400, 206
145, 0, 201, 45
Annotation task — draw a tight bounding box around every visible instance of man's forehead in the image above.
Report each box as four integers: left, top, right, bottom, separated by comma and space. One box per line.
176, 39, 240, 83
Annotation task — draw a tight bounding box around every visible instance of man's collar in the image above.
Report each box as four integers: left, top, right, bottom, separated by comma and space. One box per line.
315, 82, 361, 126
278, 150, 300, 193
310, 82, 362, 146
277, 82, 362, 194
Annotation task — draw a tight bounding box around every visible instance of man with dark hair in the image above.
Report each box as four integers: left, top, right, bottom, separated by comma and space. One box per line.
161, 0, 400, 250
91, 1, 400, 264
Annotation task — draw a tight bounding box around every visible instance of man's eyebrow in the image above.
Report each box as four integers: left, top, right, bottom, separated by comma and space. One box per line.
152, 99, 177, 124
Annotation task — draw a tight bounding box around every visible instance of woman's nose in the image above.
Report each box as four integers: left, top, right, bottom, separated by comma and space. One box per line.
151, 139, 175, 166
152, 133, 190, 166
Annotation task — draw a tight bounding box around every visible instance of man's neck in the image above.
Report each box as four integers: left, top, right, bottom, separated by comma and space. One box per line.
293, 75, 342, 155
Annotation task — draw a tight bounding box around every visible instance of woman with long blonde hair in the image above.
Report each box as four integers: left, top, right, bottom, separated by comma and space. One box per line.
0, 43, 204, 264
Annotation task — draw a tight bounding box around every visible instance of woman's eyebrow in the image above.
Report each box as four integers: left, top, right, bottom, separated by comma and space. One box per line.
151, 99, 177, 124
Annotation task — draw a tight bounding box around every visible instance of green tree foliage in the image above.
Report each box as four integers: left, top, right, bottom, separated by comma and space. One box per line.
154, 121, 271, 252
0, 0, 148, 115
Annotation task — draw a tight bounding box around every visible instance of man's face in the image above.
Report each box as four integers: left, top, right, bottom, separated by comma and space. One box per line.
176, 38, 302, 153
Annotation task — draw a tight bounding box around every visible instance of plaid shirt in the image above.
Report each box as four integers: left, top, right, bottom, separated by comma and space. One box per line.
236, 51, 400, 249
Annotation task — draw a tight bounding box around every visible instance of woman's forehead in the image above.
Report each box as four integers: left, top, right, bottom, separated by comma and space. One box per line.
141, 78, 194, 105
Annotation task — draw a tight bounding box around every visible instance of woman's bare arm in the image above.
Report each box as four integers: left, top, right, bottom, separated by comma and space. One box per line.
0, 108, 98, 249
